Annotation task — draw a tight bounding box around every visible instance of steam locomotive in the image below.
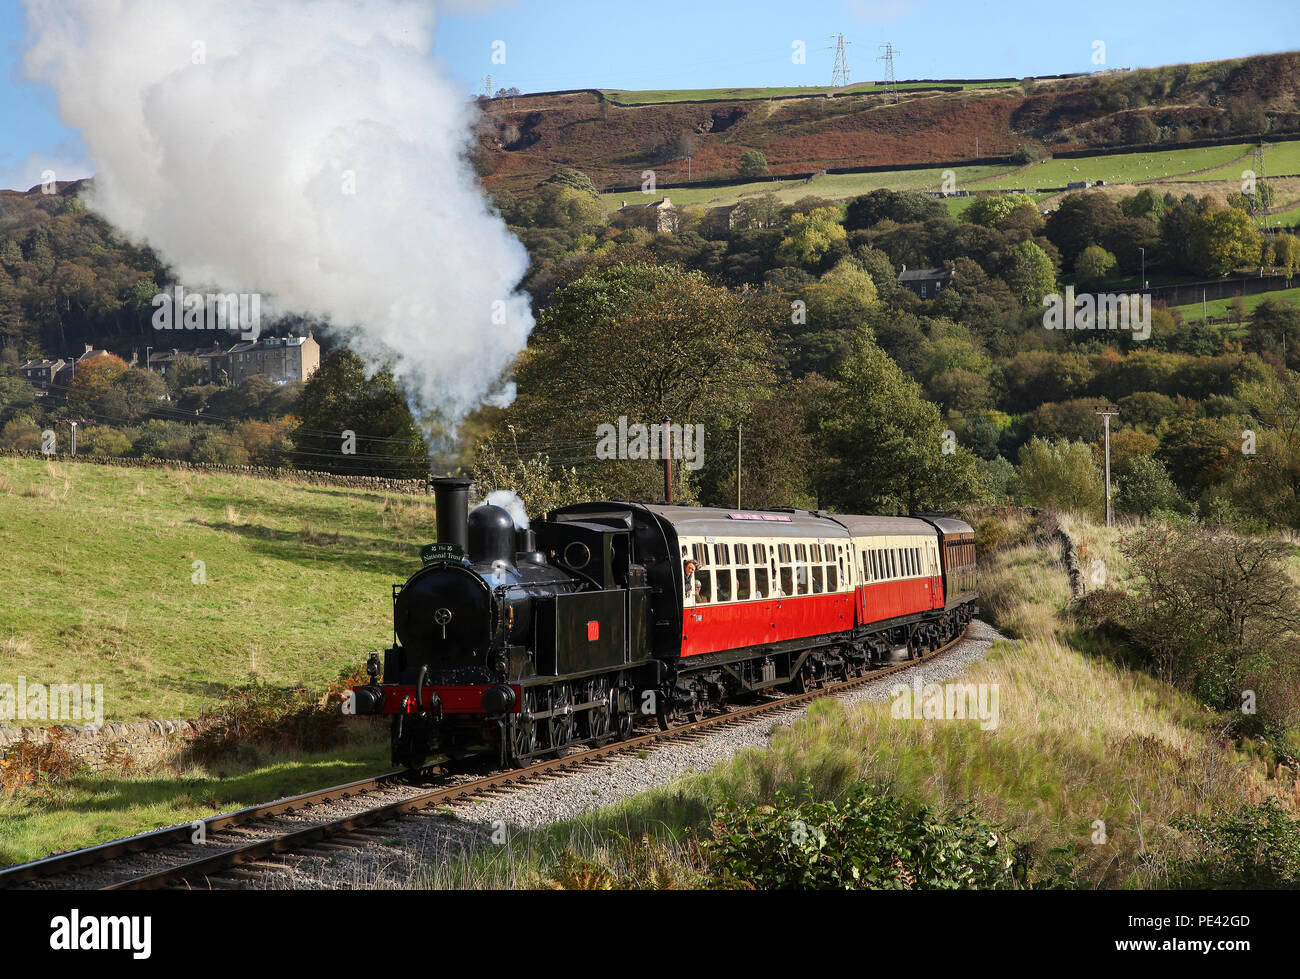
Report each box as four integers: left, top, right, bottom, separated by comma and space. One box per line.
350, 479, 978, 769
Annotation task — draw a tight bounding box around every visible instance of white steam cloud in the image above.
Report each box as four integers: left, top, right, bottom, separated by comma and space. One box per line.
23, 0, 533, 432
481, 489, 530, 529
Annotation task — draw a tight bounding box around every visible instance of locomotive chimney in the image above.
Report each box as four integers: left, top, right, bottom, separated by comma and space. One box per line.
430, 477, 472, 553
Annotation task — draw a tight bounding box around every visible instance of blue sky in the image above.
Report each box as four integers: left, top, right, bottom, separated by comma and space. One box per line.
2, 0, 1297, 191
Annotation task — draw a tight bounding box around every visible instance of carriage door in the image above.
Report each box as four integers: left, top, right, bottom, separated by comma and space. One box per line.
929, 543, 944, 609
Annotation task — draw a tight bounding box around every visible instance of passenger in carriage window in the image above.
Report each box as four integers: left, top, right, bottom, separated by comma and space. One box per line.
683, 559, 700, 602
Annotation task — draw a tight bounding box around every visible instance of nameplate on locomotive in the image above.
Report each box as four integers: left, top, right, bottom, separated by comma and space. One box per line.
420, 542, 465, 565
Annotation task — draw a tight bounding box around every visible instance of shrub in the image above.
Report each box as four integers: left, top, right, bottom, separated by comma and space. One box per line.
703, 785, 1020, 889
0, 730, 84, 791
188, 666, 367, 761
1167, 799, 1300, 888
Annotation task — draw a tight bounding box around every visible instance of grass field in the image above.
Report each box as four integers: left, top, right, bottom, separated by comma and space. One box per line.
601, 163, 1018, 214
600, 80, 1019, 105
0, 457, 435, 722
1185, 139, 1300, 182
1166, 283, 1300, 320
601, 140, 1288, 215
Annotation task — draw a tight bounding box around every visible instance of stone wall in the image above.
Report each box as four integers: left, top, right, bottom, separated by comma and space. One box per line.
0, 449, 432, 495
0, 719, 203, 772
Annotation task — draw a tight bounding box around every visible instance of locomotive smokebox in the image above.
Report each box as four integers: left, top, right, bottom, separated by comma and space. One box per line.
469, 504, 516, 566
431, 477, 472, 553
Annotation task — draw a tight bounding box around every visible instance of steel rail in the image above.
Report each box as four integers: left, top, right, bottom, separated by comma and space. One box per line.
0, 769, 420, 888
101, 623, 975, 891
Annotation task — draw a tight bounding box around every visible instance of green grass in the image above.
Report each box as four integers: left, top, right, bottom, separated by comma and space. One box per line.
1184, 140, 1300, 182
0, 457, 434, 722
601, 140, 1290, 215
982, 143, 1256, 191
600, 80, 1019, 105
0, 736, 389, 868
602, 164, 1019, 214
1166, 284, 1300, 320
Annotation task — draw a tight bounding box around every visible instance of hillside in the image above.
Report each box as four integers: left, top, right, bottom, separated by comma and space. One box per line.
476, 52, 1300, 193
0, 455, 431, 721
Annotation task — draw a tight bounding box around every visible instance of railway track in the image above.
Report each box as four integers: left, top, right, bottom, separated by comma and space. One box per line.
1, 624, 973, 891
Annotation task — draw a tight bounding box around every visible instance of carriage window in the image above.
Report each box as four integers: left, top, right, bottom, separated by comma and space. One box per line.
870, 551, 879, 580
779, 567, 793, 596
693, 543, 708, 566
754, 567, 769, 598
811, 566, 823, 593
716, 569, 733, 602
736, 568, 752, 600
754, 544, 766, 563
795, 565, 809, 594
778, 543, 791, 563
737, 543, 750, 564
715, 543, 731, 566
826, 565, 838, 590
696, 570, 713, 602
796, 544, 807, 562
889, 551, 897, 577
861, 550, 869, 582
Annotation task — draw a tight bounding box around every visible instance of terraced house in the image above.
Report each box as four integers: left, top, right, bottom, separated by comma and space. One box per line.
226, 333, 321, 386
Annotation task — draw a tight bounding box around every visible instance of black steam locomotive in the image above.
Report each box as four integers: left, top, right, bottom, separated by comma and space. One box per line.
350, 479, 978, 769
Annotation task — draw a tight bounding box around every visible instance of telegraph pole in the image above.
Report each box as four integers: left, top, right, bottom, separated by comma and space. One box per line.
662, 416, 673, 504
1096, 410, 1118, 527
736, 423, 742, 509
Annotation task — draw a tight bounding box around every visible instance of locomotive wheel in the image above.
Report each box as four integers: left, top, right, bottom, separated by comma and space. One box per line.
616, 704, 635, 740
512, 690, 538, 764
549, 682, 575, 752
582, 678, 613, 741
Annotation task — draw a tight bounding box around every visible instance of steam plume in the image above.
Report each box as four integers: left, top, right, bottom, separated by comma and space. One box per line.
23, 0, 533, 431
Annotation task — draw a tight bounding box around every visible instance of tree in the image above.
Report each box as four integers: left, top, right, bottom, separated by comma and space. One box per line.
962, 194, 1037, 229
818, 335, 987, 514
160, 354, 206, 392
1115, 454, 1188, 517
738, 150, 769, 179
1045, 191, 1121, 266
293, 349, 429, 475
844, 189, 945, 231
1074, 244, 1117, 287
541, 168, 599, 197
1002, 239, 1056, 305
776, 207, 847, 270
1190, 206, 1262, 277
1271, 233, 1300, 276
731, 194, 782, 231
1015, 437, 1102, 515
66, 353, 128, 420
507, 262, 781, 501
114, 367, 168, 425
